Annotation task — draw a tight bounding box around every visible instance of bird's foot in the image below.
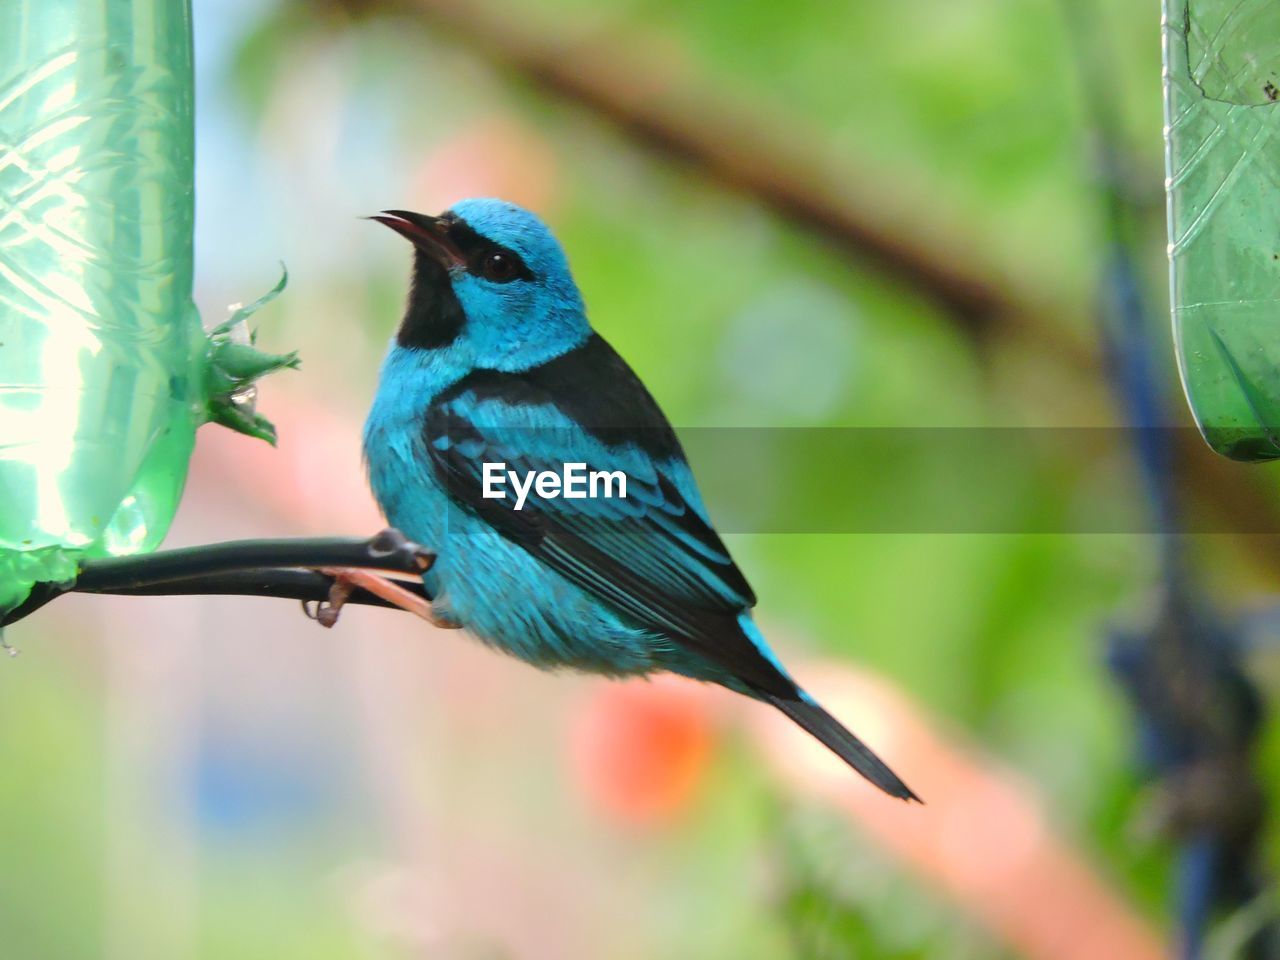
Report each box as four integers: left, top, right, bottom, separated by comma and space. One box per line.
305, 566, 460, 630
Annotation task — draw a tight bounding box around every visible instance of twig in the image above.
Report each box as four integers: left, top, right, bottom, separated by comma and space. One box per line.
80, 567, 429, 606
75, 532, 429, 590
1, 530, 434, 628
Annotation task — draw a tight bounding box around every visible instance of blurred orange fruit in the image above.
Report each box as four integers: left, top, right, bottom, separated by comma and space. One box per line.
568, 676, 716, 827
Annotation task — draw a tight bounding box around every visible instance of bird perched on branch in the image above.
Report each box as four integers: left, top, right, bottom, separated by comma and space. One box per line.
362, 198, 916, 801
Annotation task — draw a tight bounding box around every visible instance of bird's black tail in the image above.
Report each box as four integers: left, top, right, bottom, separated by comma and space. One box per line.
765, 693, 921, 802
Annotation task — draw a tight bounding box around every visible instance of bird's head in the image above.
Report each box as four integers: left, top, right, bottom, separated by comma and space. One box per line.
372, 198, 588, 369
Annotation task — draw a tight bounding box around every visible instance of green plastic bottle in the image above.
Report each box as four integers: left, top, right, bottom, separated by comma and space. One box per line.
1164, 0, 1280, 460
0, 0, 294, 614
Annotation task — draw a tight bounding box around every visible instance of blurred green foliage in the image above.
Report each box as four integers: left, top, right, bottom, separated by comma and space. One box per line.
5, 0, 1277, 957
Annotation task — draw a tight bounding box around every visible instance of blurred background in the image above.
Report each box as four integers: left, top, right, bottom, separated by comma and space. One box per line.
7, 0, 1280, 956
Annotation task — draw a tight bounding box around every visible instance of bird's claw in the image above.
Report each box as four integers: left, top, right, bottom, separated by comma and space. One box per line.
302, 573, 356, 629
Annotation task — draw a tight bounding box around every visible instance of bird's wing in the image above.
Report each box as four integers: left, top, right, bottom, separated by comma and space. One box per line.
421, 337, 798, 698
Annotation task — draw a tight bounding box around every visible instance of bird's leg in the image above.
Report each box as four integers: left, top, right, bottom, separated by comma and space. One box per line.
308, 566, 461, 629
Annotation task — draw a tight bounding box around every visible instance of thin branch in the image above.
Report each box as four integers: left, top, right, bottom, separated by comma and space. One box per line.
83, 567, 428, 607
1, 530, 433, 628
74, 532, 430, 591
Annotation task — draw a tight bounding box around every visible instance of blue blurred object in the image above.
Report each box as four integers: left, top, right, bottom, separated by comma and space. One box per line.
192, 732, 339, 837
1062, 2, 1276, 954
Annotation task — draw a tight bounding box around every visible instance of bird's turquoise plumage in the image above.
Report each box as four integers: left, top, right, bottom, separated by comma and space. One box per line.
363, 198, 916, 800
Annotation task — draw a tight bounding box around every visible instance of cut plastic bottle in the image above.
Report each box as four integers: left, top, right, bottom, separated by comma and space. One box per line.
1164, 0, 1280, 460
0, 0, 295, 615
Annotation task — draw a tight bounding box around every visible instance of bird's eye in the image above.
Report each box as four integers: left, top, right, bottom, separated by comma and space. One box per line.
478, 251, 519, 283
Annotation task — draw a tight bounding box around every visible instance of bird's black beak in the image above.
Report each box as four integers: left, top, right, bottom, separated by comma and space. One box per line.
370, 210, 464, 269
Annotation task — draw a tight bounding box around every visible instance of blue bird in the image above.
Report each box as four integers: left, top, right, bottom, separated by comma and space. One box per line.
363, 198, 917, 801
